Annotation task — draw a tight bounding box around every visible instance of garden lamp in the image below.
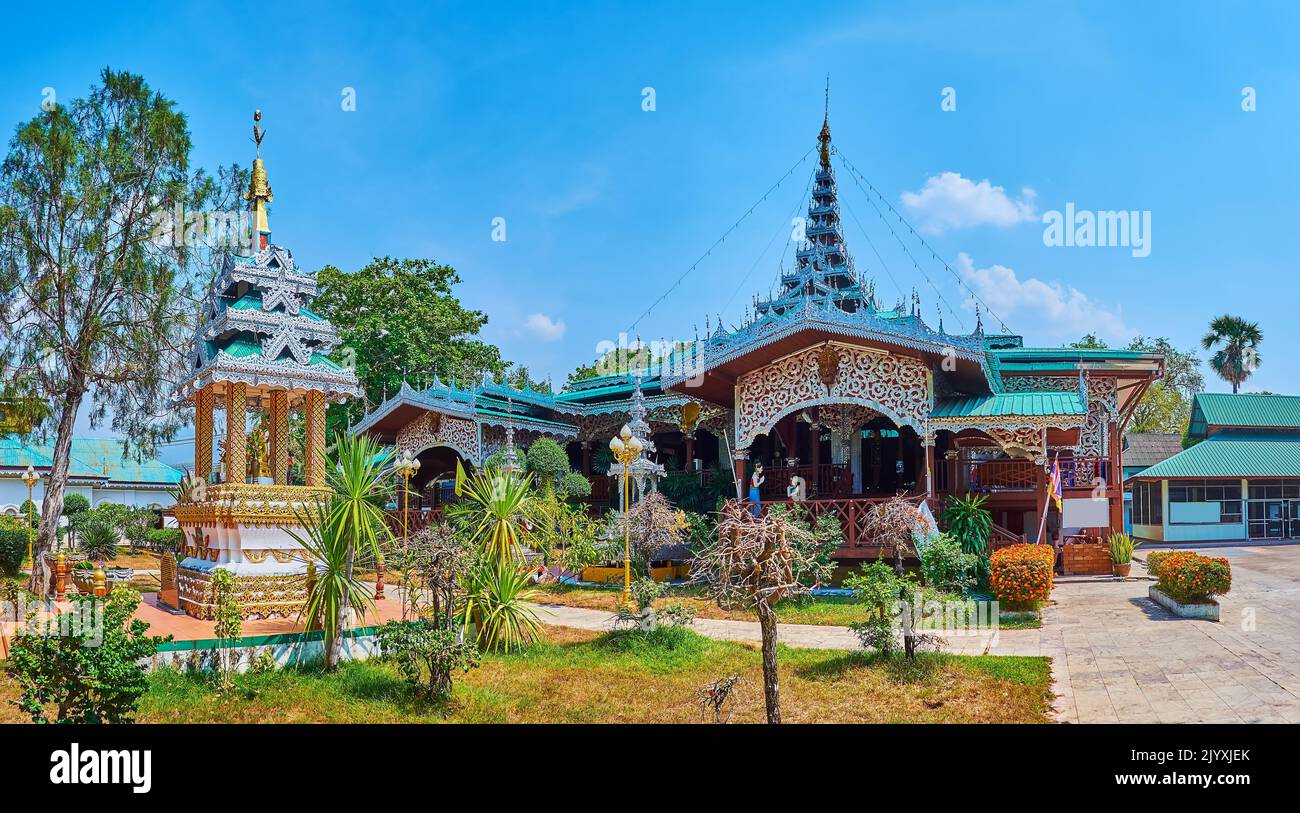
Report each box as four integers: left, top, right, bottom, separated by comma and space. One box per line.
394, 449, 421, 546
609, 424, 643, 610
22, 464, 40, 567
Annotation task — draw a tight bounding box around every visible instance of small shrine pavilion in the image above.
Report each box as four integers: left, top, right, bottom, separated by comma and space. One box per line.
354, 105, 1163, 560
168, 113, 360, 618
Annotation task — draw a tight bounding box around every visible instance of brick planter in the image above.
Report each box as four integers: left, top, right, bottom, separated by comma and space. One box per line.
1149, 585, 1220, 621
1063, 541, 1112, 575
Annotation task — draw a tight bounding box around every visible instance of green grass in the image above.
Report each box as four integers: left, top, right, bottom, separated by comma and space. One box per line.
38, 624, 1054, 724
532, 582, 868, 626
998, 611, 1042, 630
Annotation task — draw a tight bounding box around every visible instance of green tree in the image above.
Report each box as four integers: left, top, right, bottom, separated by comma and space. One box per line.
525, 437, 570, 493
1068, 334, 1108, 350
1201, 315, 1263, 394
0, 69, 243, 594
313, 257, 507, 437
1126, 336, 1204, 434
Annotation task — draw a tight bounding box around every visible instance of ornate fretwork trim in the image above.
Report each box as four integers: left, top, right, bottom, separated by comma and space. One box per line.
735, 343, 931, 449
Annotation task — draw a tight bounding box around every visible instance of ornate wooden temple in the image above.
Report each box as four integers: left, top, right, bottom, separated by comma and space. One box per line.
355, 110, 1163, 559
168, 115, 361, 618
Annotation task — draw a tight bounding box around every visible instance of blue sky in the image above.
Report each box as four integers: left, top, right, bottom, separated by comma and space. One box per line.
5, 0, 1299, 459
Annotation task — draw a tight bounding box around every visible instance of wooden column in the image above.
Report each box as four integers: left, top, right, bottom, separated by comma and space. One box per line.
1108, 420, 1123, 534
809, 423, 821, 496
305, 390, 326, 487
925, 437, 936, 496
684, 434, 695, 471
270, 389, 290, 485
225, 383, 247, 485
733, 452, 748, 501
194, 386, 213, 482
581, 441, 592, 477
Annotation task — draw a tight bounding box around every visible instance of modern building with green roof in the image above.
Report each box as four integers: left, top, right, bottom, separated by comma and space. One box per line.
1129, 393, 1300, 543
0, 434, 183, 517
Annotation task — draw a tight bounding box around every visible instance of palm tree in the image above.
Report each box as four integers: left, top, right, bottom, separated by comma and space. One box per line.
289, 432, 394, 671
1201, 315, 1263, 394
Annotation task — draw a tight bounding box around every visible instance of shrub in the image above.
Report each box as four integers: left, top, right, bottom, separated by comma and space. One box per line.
377, 619, 480, 701
77, 513, 120, 561
1156, 552, 1231, 604
0, 516, 28, 576
630, 576, 662, 613
556, 471, 591, 500
918, 532, 978, 595
989, 543, 1056, 606
19, 499, 40, 528
943, 493, 992, 556
6, 586, 169, 723
658, 602, 697, 627
525, 438, 570, 491
461, 556, 542, 652
146, 528, 184, 553
1145, 549, 1177, 578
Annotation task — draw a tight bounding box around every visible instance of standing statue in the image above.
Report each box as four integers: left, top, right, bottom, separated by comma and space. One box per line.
748, 462, 765, 516
786, 473, 807, 502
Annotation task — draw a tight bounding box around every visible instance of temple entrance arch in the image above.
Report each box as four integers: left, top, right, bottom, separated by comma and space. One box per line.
733, 342, 931, 452
406, 443, 473, 509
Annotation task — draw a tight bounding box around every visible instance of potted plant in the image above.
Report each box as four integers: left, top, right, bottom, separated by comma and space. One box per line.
1107, 532, 1136, 577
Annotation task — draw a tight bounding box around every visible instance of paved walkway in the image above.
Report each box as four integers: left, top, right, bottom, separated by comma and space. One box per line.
533, 544, 1300, 724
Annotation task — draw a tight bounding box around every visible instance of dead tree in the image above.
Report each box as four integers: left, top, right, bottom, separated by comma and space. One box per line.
692, 503, 828, 724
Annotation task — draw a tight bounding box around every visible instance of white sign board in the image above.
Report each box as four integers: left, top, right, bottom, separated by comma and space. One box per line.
1062, 497, 1110, 529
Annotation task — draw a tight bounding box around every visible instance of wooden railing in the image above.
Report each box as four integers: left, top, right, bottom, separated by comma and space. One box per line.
384, 506, 445, 537
948, 458, 1037, 493
1058, 456, 1111, 489
989, 523, 1028, 551
743, 495, 927, 554
758, 463, 853, 500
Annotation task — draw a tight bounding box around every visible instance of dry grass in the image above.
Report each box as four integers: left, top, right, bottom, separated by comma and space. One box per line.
530, 583, 866, 627
0, 624, 1052, 724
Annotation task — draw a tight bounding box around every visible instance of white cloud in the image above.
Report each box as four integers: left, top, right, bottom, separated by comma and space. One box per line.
539, 164, 608, 216
954, 253, 1132, 344
901, 172, 1037, 234
524, 312, 566, 342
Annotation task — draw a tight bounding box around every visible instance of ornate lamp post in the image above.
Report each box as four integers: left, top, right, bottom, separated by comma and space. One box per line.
394, 449, 421, 546
21, 465, 39, 567
608, 424, 643, 610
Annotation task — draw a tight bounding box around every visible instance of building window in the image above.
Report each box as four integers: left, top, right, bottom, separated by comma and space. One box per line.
1167, 479, 1242, 525
1133, 481, 1162, 526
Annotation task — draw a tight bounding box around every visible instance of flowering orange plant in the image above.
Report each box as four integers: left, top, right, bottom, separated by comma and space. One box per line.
1155, 551, 1230, 604
989, 543, 1056, 605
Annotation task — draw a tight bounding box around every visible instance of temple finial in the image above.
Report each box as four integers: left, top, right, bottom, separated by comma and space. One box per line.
244, 109, 273, 250
819, 76, 832, 168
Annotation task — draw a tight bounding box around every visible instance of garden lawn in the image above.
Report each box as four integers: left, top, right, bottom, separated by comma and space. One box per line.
0, 625, 1053, 724
530, 583, 867, 626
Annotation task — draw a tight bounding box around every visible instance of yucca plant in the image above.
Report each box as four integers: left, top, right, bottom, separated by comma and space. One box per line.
461, 555, 541, 652
1107, 532, 1137, 565
943, 493, 993, 556
288, 432, 394, 671
449, 465, 534, 562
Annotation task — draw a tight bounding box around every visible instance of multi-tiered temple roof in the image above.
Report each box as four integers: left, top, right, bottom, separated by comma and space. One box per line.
174, 131, 360, 408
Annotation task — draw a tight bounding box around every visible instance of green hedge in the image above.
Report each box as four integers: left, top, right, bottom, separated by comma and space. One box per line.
0, 516, 29, 576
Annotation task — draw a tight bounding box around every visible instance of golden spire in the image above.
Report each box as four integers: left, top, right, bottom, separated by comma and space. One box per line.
244, 109, 273, 249
818, 77, 832, 169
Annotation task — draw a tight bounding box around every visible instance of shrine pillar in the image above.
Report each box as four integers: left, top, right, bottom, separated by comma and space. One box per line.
226, 383, 247, 484
581, 441, 592, 477
809, 422, 821, 496
684, 433, 695, 472
194, 387, 213, 481
270, 389, 290, 484
305, 390, 326, 487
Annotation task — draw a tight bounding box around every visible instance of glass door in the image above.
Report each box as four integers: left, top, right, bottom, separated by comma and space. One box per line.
1288, 500, 1300, 539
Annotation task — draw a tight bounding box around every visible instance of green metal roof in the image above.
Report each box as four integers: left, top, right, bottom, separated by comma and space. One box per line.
555, 379, 664, 402
1, 435, 182, 483
1132, 431, 1300, 480
1188, 393, 1300, 437
932, 392, 1086, 419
